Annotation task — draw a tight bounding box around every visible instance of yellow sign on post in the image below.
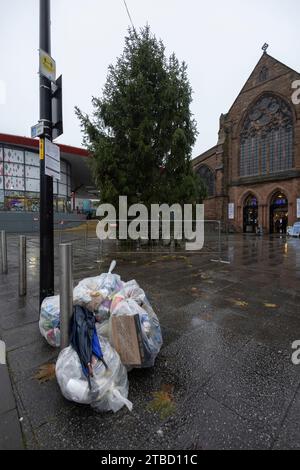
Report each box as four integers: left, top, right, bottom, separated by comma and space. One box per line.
39, 49, 56, 83
39, 138, 45, 160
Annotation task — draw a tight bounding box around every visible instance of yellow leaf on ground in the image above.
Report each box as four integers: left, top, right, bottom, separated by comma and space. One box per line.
34, 363, 56, 383
148, 385, 176, 419
264, 303, 278, 308
232, 299, 249, 308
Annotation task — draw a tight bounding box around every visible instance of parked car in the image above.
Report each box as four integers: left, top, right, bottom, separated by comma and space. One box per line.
287, 222, 300, 238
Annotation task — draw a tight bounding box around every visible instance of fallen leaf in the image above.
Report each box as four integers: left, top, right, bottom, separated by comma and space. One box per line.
148, 385, 176, 419
232, 299, 249, 308
264, 303, 278, 309
34, 363, 56, 383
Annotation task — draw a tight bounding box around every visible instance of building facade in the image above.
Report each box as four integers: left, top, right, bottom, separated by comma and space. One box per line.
0, 133, 94, 214
193, 52, 300, 233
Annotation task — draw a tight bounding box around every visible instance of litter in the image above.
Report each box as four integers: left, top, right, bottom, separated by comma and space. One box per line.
39, 295, 60, 348
73, 260, 123, 323
41, 261, 163, 414
70, 305, 108, 388
56, 333, 132, 413
110, 281, 163, 368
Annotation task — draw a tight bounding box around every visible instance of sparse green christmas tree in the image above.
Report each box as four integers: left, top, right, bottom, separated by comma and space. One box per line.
76, 25, 206, 209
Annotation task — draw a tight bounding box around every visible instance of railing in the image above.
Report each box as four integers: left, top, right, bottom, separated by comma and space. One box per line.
0, 219, 230, 298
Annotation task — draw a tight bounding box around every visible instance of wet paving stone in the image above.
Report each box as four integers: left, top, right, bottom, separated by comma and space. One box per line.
203, 361, 296, 436
158, 393, 274, 450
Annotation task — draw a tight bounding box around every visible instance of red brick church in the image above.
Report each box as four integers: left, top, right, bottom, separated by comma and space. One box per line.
192, 49, 300, 233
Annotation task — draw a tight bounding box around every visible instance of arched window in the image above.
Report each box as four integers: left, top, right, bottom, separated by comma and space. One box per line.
240, 94, 294, 177
197, 165, 215, 197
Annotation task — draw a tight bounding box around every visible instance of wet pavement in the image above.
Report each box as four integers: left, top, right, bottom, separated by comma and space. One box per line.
0, 233, 300, 450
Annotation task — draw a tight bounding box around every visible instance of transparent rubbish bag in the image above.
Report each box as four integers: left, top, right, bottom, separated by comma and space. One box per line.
39, 295, 60, 348
73, 261, 124, 323
55, 335, 132, 413
110, 281, 163, 368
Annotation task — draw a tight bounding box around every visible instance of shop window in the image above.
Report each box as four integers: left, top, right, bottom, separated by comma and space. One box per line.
4, 192, 25, 211
26, 165, 39, 178
58, 183, 67, 196
4, 162, 24, 177
25, 151, 40, 166
57, 197, 67, 212
60, 173, 67, 185
4, 148, 24, 163
0, 190, 4, 210
53, 180, 58, 195
61, 160, 67, 173
26, 193, 40, 212
26, 178, 40, 192
4, 176, 25, 191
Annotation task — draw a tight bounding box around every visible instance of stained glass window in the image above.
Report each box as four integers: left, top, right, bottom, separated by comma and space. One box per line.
197, 165, 215, 197
240, 94, 294, 177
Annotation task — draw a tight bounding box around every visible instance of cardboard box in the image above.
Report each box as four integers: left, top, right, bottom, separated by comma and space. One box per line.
111, 314, 145, 367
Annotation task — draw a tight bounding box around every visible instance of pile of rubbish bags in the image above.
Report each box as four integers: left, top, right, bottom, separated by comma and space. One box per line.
39, 261, 163, 414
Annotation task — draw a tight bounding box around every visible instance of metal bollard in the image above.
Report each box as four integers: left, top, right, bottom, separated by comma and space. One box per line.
59, 243, 73, 350
1, 230, 8, 274
19, 236, 27, 296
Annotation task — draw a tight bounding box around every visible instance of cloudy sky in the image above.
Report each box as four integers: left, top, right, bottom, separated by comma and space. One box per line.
1, 0, 300, 158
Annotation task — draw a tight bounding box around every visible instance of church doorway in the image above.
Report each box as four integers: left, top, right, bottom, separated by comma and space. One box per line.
243, 194, 259, 233
270, 192, 288, 234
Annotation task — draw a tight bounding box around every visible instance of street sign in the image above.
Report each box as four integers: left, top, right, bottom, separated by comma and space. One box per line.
31, 122, 44, 139
45, 138, 60, 180
52, 75, 63, 140
39, 49, 56, 82
228, 203, 235, 220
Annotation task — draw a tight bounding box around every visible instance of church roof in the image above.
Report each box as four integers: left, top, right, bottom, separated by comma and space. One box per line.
192, 144, 218, 167
227, 52, 300, 115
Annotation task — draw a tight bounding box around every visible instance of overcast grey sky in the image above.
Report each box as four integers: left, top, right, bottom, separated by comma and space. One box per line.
1, 0, 300, 157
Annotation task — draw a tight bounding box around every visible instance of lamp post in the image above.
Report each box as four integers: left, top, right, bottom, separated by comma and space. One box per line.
39, 0, 54, 305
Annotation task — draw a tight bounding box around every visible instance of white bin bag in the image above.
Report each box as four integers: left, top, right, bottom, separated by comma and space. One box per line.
55, 335, 132, 413
73, 261, 123, 323
39, 295, 60, 348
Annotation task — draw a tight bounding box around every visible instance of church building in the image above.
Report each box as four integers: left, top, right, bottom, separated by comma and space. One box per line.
193, 49, 300, 233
